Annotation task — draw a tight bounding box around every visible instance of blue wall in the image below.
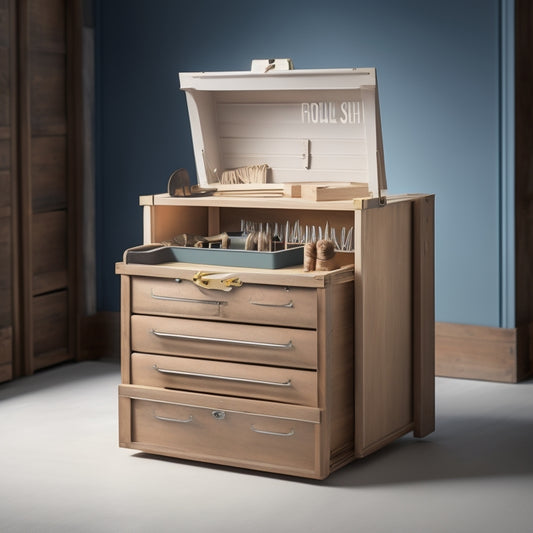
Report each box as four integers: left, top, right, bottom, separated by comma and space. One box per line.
96, 0, 511, 328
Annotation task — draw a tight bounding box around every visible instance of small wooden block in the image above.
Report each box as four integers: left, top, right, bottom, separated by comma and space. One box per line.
300, 183, 369, 202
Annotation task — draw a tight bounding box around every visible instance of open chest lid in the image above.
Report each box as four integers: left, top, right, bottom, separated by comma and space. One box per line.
179, 63, 387, 198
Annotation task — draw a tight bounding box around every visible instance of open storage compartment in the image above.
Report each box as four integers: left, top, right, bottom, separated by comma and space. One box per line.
180, 67, 387, 196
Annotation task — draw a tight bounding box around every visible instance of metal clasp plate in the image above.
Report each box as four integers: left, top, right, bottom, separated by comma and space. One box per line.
193, 272, 242, 292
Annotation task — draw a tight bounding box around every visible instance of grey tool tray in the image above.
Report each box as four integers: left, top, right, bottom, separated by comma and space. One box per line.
124, 244, 304, 269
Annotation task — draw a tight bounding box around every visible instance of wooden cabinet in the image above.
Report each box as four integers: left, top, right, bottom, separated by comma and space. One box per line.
116, 65, 434, 478
119, 260, 355, 479
0, 0, 83, 382
116, 193, 435, 479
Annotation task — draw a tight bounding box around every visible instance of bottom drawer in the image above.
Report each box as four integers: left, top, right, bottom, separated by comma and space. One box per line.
119, 385, 323, 478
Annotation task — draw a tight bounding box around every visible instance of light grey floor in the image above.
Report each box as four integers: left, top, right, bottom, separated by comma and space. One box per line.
0, 361, 532, 533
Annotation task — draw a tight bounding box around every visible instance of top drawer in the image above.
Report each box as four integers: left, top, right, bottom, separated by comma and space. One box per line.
131, 276, 317, 329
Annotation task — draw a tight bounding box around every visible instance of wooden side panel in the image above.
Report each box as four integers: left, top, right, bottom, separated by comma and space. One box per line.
0, 325, 13, 382
148, 205, 208, 244
121, 275, 132, 383
0, 0, 17, 382
118, 395, 132, 446
515, 0, 533, 378
413, 195, 435, 437
321, 279, 355, 472
0, 208, 12, 327
18, 0, 81, 374
436, 322, 519, 383
354, 201, 413, 456
80, 310, 120, 361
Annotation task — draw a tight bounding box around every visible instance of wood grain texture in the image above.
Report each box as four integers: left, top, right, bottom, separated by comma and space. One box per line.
0, 139, 9, 167
131, 275, 317, 329
31, 210, 68, 295
120, 384, 321, 423
29, 52, 67, 136
0, 362, 12, 383
131, 352, 318, 406
321, 279, 355, 465
413, 195, 435, 437
436, 322, 521, 383
0, 214, 12, 326
117, 261, 353, 289
0, 169, 11, 207
354, 201, 413, 456
131, 314, 318, 370
0, 0, 9, 49
0, 0, 18, 380
131, 396, 319, 477
147, 205, 208, 244
32, 290, 68, 361
120, 386, 322, 478
28, 0, 66, 53
18, 0, 79, 374
119, 263, 356, 478
0, 48, 9, 128
0, 326, 12, 365
30, 135, 67, 211
120, 275, 131, 383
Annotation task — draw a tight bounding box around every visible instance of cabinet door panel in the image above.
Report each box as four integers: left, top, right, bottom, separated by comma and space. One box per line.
33, 290, 69, 369
29, 51, 67, 136
31, 136, 67, 211
31, 210, 68, 295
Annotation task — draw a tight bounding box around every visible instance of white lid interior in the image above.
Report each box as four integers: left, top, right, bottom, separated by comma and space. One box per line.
179, 68, 386, 197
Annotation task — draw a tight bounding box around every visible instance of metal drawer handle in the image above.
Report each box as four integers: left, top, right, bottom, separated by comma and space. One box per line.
250, 300, 294, 308
151, 289, 225, 306
154, 413, 193, 424
151, 329, 293, 350
152, 364, 292, 387
250, 425, 295, 437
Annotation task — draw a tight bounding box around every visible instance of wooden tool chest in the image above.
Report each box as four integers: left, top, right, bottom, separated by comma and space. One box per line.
116, 64, 435, 479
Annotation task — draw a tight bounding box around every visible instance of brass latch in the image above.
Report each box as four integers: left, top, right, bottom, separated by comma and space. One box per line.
192, 272, 243, 292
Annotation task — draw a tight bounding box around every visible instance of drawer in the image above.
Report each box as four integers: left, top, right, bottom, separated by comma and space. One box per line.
131, 352, 318, 406
131, 276, 317, 329
122, 391, 320, 477
131, 315, 317, 369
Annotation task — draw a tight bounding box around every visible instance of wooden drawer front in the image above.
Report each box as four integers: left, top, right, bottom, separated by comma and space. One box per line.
129, 397, 318, 476
131, 353, 318, 406
131, 315, 317, 369
131, 277, 317, 329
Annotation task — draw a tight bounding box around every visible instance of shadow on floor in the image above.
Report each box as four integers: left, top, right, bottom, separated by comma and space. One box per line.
0, 360, 120, 400
326, 413, 533, 487
130, 410, 533, 488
